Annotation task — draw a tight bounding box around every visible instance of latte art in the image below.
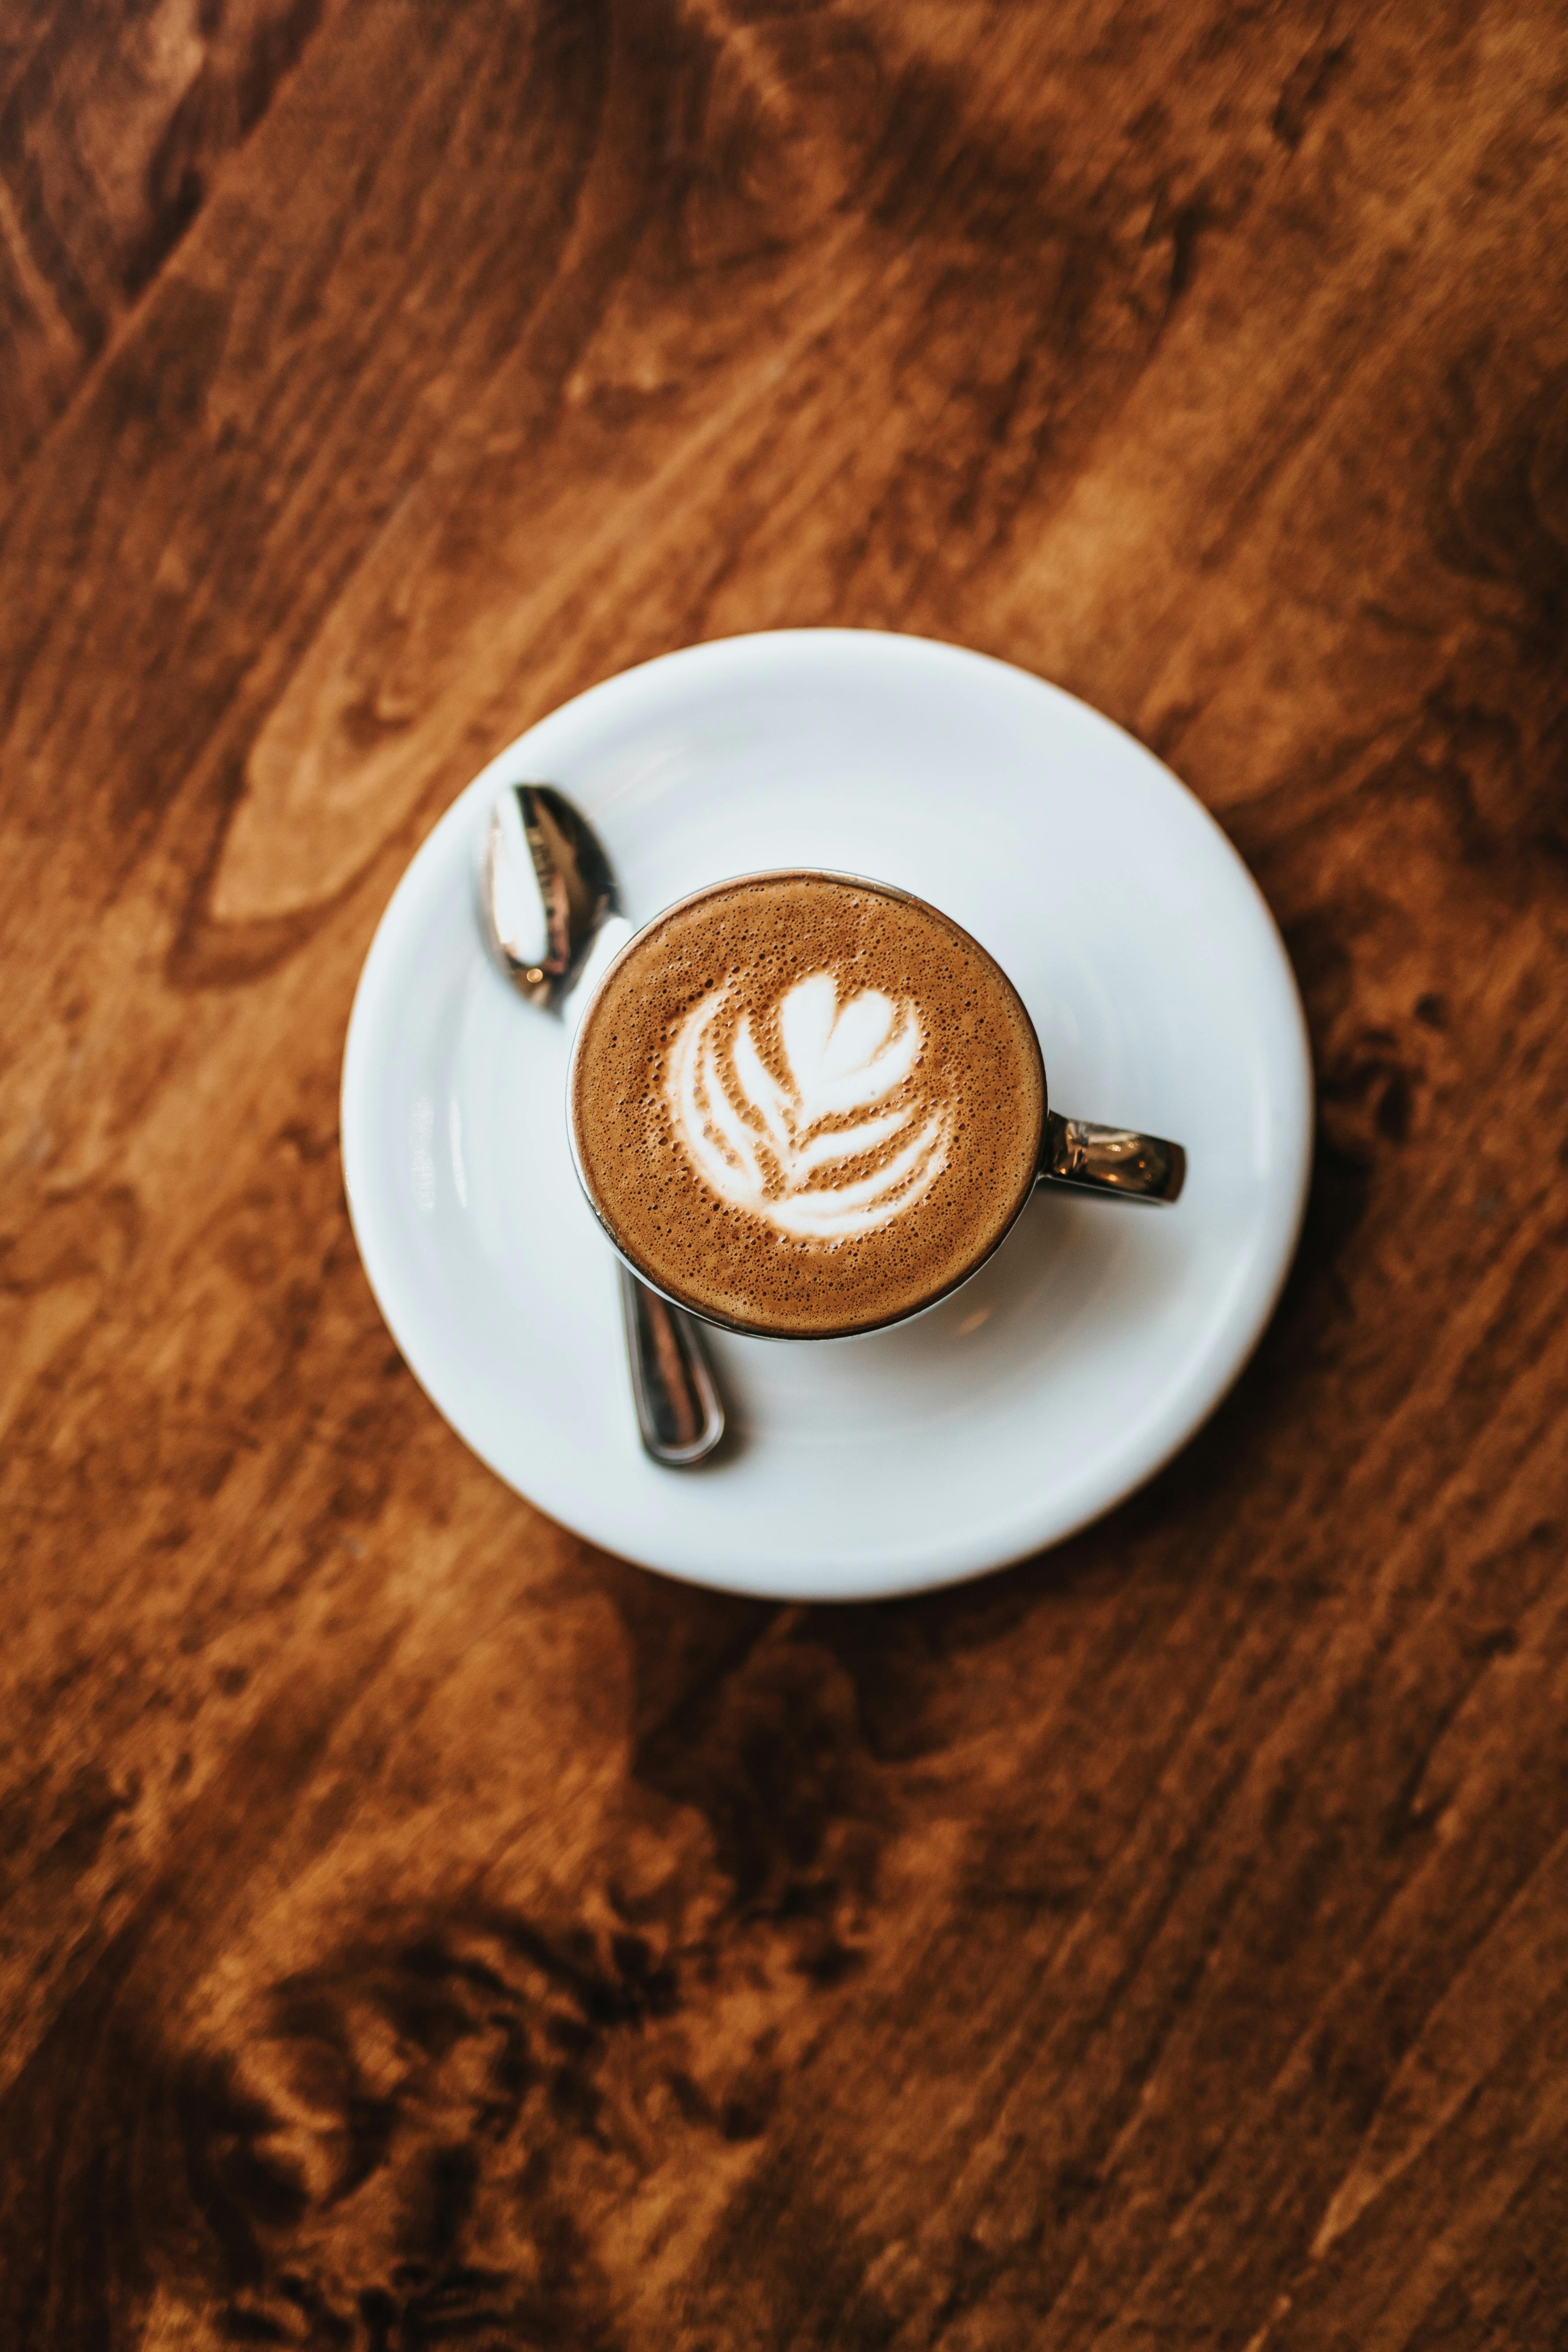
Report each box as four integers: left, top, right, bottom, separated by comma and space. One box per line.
666, 971, 951, 1241
570, 872, 1045, 1339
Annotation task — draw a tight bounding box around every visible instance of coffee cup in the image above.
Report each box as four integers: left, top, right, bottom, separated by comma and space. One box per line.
568, 869, 1184, 1342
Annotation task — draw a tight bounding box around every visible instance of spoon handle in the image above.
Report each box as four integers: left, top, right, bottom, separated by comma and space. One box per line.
618, 1265, 726, 1465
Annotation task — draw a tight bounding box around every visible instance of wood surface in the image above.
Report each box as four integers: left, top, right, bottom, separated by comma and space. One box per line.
3, 2, 1567, 2344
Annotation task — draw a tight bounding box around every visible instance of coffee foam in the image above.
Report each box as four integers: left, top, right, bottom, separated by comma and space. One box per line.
571, 873, 1045, 1338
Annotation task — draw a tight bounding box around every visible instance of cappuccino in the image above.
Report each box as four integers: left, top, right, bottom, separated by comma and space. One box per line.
570, 873, 1045, 1338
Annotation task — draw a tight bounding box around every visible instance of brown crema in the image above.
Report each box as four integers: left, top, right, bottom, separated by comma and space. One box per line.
570, 873, 1046, 1338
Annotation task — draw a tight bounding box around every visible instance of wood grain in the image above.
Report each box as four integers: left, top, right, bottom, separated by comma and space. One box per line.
3, 2, 1567, 2344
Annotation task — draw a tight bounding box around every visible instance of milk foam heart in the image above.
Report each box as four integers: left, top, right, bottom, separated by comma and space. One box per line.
666, 971, 951, 1240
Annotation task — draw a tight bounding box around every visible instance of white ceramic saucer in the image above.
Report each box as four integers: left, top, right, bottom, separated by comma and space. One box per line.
341, 631, 1312, 1602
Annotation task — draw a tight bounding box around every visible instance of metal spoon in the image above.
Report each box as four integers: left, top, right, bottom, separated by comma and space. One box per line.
481, 783, 725, 1467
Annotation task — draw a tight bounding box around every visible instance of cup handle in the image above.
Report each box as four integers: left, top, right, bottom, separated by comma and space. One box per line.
1036, 1110, 1186, 1204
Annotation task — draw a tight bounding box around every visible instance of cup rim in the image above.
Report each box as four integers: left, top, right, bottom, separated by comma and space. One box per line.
564, 866, 1049, 1342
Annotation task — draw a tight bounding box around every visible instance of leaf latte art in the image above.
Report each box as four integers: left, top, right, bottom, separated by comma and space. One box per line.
572, 873, 1046, 1337
666, 970, 952, 1242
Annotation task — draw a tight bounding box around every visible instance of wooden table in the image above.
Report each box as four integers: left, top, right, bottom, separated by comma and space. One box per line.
4, 5, 1566, 2344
